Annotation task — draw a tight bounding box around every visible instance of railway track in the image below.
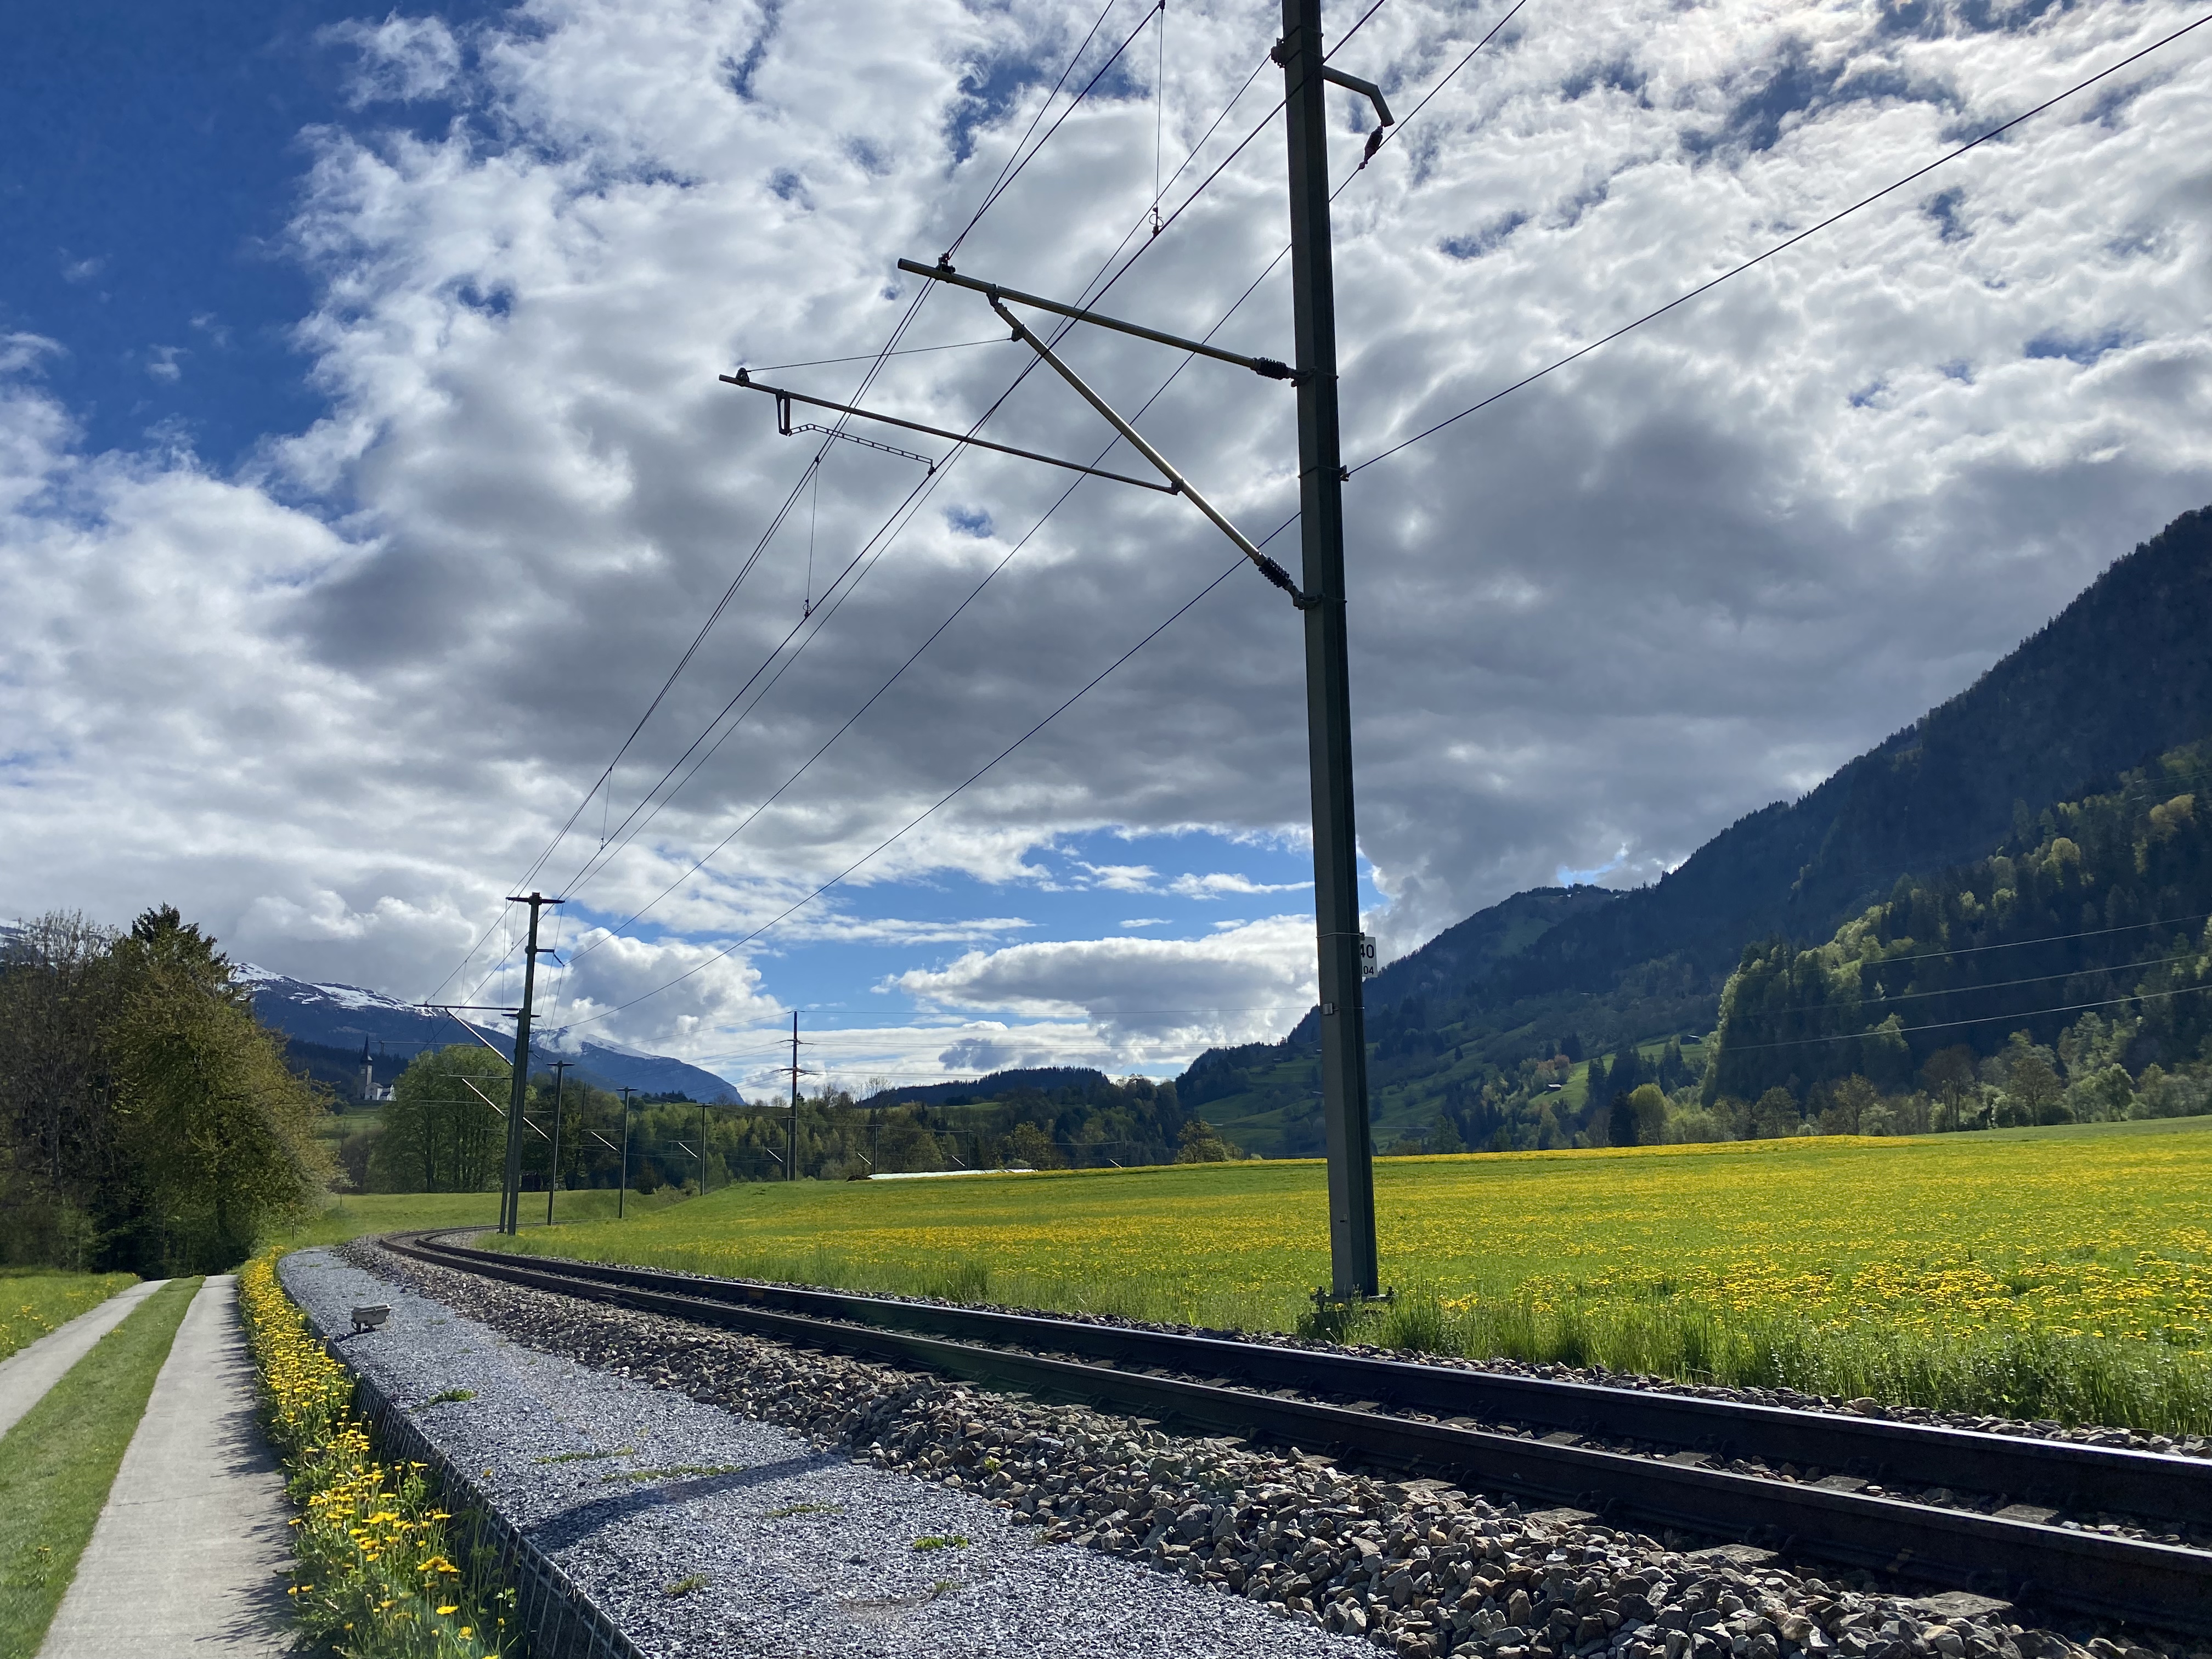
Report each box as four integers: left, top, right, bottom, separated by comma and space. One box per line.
382, 1230, 2212, 1636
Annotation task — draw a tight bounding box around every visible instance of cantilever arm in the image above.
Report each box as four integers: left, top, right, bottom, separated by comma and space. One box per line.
719, 370, 1176, 494
987, 296, 1312, 607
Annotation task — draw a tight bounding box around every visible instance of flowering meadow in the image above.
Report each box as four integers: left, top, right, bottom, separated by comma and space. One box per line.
509, 1117, 2212, 1433
238, 1255, 512, 1657
0, 1272, 136, 1364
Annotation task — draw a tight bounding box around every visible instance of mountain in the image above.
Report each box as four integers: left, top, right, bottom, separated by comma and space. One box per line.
239, 966, 740, 1103
1701, 734, 2212, 1104
1175, 502, 2212, 1155
1482, 504, 2212, 1005
856, 1066, 1118, 1109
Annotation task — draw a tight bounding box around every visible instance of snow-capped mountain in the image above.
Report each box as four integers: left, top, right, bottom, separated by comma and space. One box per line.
238, 965, 740, 1103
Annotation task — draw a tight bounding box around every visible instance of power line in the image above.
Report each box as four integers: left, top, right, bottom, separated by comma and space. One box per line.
433, 0, 1168, 1008
944, 0, 1135, 260
549, 8, 1492, 997
554, 35, 1321, 957
537, 4, 1500, 1020
1352, 0, 1528, 174
742, 338, 1011, 373
562, 539, 1274, 1030
1723, 948, 2203, 1026
1781, 907, 2212, 973
946, 2, 1166, 259
1348, 9, 2212, 476
1712, 980, 2212, 1057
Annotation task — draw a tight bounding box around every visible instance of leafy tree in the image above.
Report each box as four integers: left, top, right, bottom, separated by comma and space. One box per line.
109, 909, 330, 1267
0, 906, 330, 1272
1004, 1121, 1067, 1170
1176, 1118, 1233, 1163
371, 1045, 508, 1192
1607, 1093, 1639, 1147
1748, 1087, 1801, 1141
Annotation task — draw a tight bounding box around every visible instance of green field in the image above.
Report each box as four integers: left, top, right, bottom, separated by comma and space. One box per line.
269, 1186, 691, 1251
0, 1272, 139, 1367
499, 1118, 2212, 1432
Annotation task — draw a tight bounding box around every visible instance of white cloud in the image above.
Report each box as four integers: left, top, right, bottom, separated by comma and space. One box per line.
1077, 861, 1158, 891
886, 913, 1316, 1058
2, 0, 2209, 1076
1120, 916, 1168, 928
328, 15, 465, 106
1166, 872, 1312, 899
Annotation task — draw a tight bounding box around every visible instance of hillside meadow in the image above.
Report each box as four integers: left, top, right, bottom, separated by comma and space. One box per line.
500, 1118, 2212, 1433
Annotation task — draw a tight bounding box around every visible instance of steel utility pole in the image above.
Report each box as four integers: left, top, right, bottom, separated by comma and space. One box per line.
545, 1059, 570, 1225
1281, 0, 1379, 1301
698, 1100, 710, 1195
499, 892, 562, 1235
617, 1086, 636, 1218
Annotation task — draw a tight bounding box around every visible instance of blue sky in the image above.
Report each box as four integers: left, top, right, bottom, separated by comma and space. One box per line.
4, 2, 502, 464
4, 0, 2208, 1094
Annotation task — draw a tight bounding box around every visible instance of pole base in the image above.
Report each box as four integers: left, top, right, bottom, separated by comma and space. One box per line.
1309, 1286, 1394, 1310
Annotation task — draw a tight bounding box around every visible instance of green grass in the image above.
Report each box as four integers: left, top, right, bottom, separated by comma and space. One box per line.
500, 1118, 2212, 1432
0, 1272, 138, 1366
911, 1536, 969, 1551
610, 1464, 742, 1483
0, 1279, 199, 1656
267, 1186, 692, 1251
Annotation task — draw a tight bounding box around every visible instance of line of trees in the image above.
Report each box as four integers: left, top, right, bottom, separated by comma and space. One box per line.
338, 1056, 1233, 1193
0, 908, 331, 1273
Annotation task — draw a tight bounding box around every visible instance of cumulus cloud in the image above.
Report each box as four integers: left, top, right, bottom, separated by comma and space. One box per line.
887, 914, 1316, 1059
3, 0, 2209, 1081
328, 15, 465, 106
1166, 872, 1311, 899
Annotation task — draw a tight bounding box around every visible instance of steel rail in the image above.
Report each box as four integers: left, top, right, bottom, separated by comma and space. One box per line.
386, 1233, 2212, 1634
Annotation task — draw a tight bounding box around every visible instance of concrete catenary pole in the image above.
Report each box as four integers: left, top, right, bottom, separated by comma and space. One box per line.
545, 1059, 569, 1225
499, 892, 561, 1236
1280, 0, 1380, 1300
617, 1086, 636, 1219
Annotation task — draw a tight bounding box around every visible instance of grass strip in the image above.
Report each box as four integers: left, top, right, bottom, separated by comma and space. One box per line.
0, 1271, 140, 1365
0, 1277, 198, 1658
239, 1254, 515, 1657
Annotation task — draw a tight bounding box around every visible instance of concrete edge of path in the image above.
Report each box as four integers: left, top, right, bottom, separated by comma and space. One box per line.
0, 1278, 168, 1443
37, 1274, 295, 1659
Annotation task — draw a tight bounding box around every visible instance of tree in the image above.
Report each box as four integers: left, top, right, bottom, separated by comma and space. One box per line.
1750, 1087, 1801, 1140
1607, 1093, 1639, 1147
2001, 1049, 2066, 1126
110, 909, 331, 1267
373, 1045, 507, 1192
1176, 1118, 1234, 1163
1003, 1121, 1067, 1170
1, 906, 330, 1273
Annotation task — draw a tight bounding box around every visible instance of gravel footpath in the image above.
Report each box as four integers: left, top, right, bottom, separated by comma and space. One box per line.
281, 1248, 1367, 1658
324, 1239, 2206, 1659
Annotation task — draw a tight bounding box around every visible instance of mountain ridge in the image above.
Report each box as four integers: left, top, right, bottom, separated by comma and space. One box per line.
240, 965, 741, 1103
1171, 502, 2212, 1154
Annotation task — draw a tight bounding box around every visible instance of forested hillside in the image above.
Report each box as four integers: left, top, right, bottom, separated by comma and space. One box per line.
1176, 503, 2212, 1155
1704, 738, 2212, 1114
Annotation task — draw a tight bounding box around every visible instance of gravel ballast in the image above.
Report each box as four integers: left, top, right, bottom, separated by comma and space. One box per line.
281, 1247, 1367, 1658
303, 1240, 2208, 1659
